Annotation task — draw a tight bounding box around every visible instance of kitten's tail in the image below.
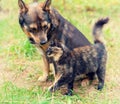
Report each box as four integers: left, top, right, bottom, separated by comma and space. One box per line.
93, 17, 109, 44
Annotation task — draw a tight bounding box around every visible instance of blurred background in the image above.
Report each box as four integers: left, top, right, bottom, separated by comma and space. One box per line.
0, 0, 120, 103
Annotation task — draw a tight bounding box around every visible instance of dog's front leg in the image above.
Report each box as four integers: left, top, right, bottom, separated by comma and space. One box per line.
38, 54, 50, 82
35, 45, 50, 82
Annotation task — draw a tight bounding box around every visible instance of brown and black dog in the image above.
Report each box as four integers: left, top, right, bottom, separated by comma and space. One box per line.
18, 0, 91, 82
46, 18, 109, 95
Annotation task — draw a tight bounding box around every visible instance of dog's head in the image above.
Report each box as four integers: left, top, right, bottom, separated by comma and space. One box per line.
46, 40, 64, 61
18, 0, 59, 45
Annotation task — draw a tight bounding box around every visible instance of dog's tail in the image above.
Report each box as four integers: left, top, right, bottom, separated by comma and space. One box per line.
93, 17, 109, 44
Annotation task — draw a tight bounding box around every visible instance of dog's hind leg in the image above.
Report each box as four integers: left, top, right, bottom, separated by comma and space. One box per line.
38, 55, 50, 82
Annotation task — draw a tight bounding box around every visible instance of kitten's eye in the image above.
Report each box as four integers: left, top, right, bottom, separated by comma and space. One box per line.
29, 28, 37, 33
50, 41, 55, 46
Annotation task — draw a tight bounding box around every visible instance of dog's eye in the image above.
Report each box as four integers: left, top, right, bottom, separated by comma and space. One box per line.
28, 37, 35, 44
43, 25, 48, 30
29, 28, 37, 33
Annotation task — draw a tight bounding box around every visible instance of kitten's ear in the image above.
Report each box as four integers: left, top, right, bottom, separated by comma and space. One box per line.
43, 0, 51, 11
60, 42, 70, 52
18, 0, 28, 13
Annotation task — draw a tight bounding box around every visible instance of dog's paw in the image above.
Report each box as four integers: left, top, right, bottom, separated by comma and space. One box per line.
38, 75, 48, 82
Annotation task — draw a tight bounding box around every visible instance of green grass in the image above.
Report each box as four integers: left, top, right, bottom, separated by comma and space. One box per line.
0, 0, 120, 103
0, 82, 119, 104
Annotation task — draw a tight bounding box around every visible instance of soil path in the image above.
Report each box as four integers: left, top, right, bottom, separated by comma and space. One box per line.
0, 56, 53, 90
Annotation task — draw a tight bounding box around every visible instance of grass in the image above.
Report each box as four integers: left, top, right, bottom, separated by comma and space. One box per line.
0, 0, 120, 103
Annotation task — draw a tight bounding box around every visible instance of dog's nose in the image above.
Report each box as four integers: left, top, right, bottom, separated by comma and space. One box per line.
40, 40, 47, 45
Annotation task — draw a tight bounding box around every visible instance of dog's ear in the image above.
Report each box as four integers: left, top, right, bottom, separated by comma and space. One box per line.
18, 0, 28, 13
43, 0, 51, 11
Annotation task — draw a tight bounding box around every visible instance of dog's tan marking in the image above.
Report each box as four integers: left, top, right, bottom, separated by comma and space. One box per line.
36, 44, 50, 81
23, 27, 31, 37
29, 23, 37, 29
23, 25, 28, 30
41, 21, 51, 30
38, 55, 50, 82
41, 21, 48, 27
40, 41, 50, 51
35, 44, 50, 82
35, 44, 45, 55
29, 33, 40, 43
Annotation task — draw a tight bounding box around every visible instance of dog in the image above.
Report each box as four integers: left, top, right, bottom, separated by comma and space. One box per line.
46, 18, 109, 95
18, 0, 91, 82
